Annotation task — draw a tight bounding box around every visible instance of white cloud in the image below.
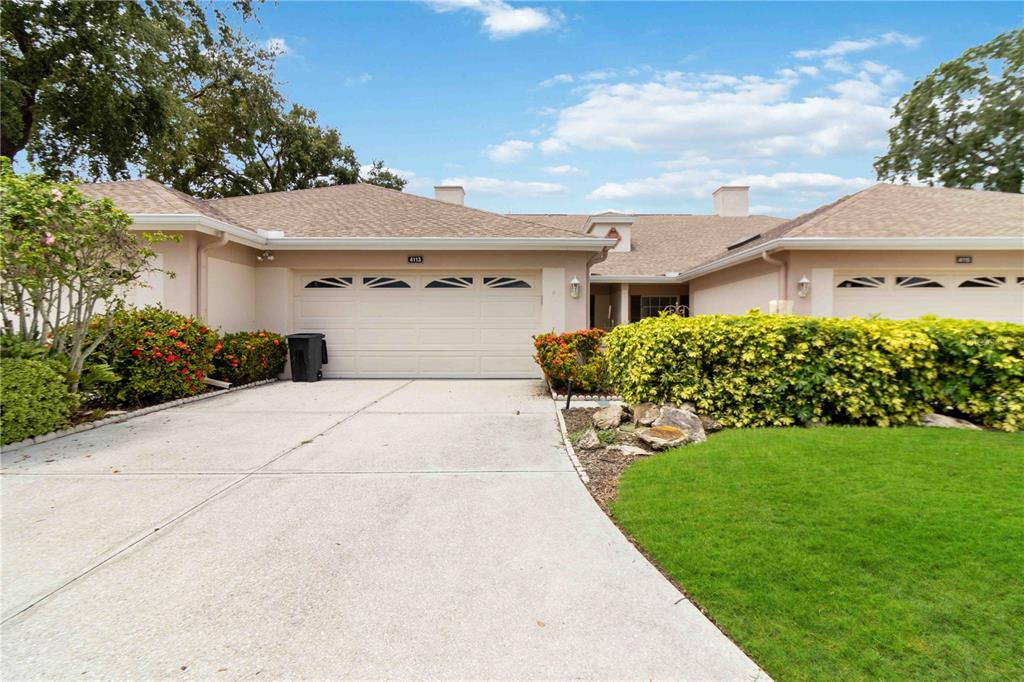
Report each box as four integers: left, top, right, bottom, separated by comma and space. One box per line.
442, 176, 566, 197
540, 73, 574, 87
344, 73, 373, 86
588, 170, 872, 201
485, 139, 533, 163
793, 31, 922, 59
543, 164, 586, 176
426, 0, 563, 39
539, 69, 895, 160
265, 38, 290, 56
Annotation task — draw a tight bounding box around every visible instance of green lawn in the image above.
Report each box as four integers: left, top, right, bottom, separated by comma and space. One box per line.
611, 427, 1024, 681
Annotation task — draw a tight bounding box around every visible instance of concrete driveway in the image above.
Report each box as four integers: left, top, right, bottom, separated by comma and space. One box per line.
1, 380, 764, 680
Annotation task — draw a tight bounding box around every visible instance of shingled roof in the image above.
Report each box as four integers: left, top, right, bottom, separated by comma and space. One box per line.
694, 183, 1024, 270
79, 180, 601, 241
515, 214, 785, 277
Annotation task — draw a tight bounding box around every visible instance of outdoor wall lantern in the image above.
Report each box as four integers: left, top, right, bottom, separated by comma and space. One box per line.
570, 276, 581, 299
257, 250, 275, 262
797, 275, 811, 298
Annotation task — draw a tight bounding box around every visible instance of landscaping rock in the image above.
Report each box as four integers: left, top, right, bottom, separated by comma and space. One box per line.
678, 401, 697, 413
653, 406, 707, 444
608, 444, 650, 457
592, 404, 626, 430
637, 425, 690, 450
699, 414, 724, 433
920, 413, 982, 430
576, 428, 601, 449
631, 403, 660, 426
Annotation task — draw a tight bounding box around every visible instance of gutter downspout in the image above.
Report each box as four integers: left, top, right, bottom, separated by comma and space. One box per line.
586, 246, 612, 328
197, 232, 230, 320
762, 251, 788, 300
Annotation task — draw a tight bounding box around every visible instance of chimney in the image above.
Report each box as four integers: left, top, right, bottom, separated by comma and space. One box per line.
434, 185, 465, 206
712, 185, 749, 217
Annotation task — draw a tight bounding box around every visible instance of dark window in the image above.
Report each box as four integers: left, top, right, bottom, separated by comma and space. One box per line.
629, 295, 641, 323
363, 276, 411, 289
837, 276, 885, 288
896, 276, 943, 288
959, 276, 1006, 288
484, 276, 531, 289
589, 295, 596, 328
426, 276, 473, 289
640, 296, 679, 318
305, 276, 352, 289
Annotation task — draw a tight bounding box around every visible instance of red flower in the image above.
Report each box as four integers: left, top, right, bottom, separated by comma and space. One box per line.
144, 331, 154, 337
199, 327, 207, 334
272, 339, 280, 346
174, 341, 186, 349
258, 332, 266, 337
131, 348, 141, 357
167, 329, 178, 337
153, 350, 163, 358
181, 368, 190, 375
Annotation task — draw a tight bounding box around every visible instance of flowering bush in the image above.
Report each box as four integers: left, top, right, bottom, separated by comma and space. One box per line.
95, 306, 218, 406
533, 328, 609, 392
1, 357, 78, 444
214, 330, 287, 384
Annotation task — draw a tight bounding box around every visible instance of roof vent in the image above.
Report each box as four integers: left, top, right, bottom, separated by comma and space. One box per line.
713, 185, 749, 217
726, 233, 760, 250
434, 185, 465, 206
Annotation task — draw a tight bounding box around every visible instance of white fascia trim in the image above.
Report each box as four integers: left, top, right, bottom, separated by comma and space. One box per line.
680, 236, 1024, 282
590, 275, 683, 284
266, 237, 616, 251
129, 214, 268, 246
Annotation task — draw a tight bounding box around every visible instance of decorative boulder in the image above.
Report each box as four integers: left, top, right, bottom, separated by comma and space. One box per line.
699, 414, 724, 434
637, 425, 689, 451
920, 413, 982, 430
576, 428, 601, 449
654, 406, 707, 444
592, 404, 626, 430
631, 403, 660, 426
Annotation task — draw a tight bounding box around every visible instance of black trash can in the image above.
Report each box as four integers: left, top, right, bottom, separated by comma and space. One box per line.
286, 333, 328, 382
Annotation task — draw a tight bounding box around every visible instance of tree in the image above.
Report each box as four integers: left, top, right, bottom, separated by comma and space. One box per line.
875, 30, 1023, 193
0, 158, 171, 391
0, 0, 263, 180
362, 160, 408, 192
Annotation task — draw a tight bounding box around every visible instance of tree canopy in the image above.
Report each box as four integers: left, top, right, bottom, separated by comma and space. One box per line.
1, 0, 405, 194
875, 29, 1023, 193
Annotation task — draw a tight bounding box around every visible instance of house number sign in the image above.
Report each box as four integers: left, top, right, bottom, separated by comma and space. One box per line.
407, 255, 424, 264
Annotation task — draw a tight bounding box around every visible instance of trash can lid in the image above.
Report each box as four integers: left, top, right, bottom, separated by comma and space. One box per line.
286, 333, 325, 340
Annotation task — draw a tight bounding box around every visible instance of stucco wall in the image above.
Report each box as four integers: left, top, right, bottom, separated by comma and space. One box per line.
207, 242, 258, 332
147, 232, 199, 316
690, 258, 780, 315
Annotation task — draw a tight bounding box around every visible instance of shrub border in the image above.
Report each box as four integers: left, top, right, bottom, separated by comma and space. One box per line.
1, 378, 278, 453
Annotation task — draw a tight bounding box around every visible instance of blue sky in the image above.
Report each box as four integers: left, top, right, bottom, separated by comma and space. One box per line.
250, 1, 1019, 217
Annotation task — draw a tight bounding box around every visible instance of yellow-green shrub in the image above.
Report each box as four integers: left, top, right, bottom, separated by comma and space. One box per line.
604, 313, 941, 428
908, 318, 1024, 431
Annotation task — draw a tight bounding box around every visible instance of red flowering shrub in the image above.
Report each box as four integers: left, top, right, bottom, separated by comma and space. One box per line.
533, 328, 609, 392
95, 306, 218, 405
214, 330, 287, 385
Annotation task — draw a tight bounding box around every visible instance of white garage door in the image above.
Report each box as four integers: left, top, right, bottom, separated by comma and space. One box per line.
834, 271, 1024, 323
293, 271, 543, 378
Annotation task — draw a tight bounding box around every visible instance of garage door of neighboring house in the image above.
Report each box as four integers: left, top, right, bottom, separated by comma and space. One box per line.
292, 271, 542, 377
833, 271, 1024, 323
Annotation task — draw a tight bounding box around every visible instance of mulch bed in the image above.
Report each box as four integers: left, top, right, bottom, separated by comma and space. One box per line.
562, 407, 655, 511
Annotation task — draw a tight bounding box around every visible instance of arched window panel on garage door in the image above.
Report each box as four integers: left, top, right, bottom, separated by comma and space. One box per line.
958, 276, 1006, 288
304, 276, 353, 289
896, 276, 943, 288
836, 276, 886, 288
425, 276, 474, 289
363, 276, 412, 289
484, 276, 532, 289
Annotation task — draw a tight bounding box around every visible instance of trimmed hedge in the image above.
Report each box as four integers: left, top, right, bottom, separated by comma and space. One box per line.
1, 358, 77, 444
604, 313, 1023, 431
214, 330, 287, 384
96, 307, 218, 406
533, 328, 610, 392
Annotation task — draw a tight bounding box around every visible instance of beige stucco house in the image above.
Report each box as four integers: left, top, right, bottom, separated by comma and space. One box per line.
80, 179, 1023, 378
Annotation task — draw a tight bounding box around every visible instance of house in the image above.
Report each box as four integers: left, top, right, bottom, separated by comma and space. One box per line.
79, 179, 1024, 378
